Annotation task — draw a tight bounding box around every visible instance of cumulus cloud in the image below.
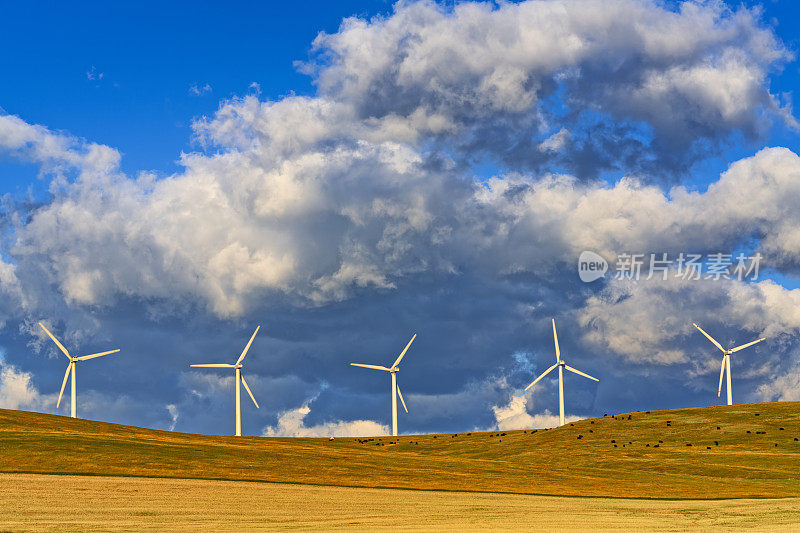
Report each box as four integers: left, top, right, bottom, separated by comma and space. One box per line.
305, 0, 791, 175
755, 370, 800, 402
538, 128, 571, 153
473, 147, 800, 274
0, 359, 43, 410
492, 389, 581, 430
10, 101, 800, 320
262, 398, 388, 437
0, 113, 120, 178
579, 276, 800, 365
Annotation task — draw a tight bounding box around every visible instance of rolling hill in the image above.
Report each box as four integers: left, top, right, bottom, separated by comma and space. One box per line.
2, 402, 800, 499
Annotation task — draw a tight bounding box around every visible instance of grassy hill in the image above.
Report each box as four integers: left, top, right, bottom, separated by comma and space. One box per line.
2, 402, 800, 499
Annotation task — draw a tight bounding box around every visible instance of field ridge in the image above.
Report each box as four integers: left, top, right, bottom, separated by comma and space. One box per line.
2, 402, 800, 499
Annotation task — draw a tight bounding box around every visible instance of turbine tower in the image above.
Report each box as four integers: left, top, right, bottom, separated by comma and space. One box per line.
190, 326, 261, 436
693, 323, 765, 406
38, 322, 120, 419
525, 319, 598, 426
350, 333, 416, 436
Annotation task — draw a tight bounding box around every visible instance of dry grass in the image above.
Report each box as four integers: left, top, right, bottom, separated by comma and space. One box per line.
2, 402, 800, 499
2, 473, 800, 532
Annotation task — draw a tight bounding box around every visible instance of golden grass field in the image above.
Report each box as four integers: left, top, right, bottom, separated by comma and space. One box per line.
2, 402, 800, 530
2, 402, 800, 498
2, 473, 800, 532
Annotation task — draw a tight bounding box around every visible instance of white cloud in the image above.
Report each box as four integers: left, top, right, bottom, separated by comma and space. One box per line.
0, 113, 120, 176
308, 0, 790, 155
0, 360, 41, 410
472, 147, 800, 274
755, 370, 800, 402
578, 276, 800, 366
262, 400, 388, 437
538, 128, 571, 152
166, 404, 179, 431
6, 98, 800, 334
189, 83, 212, 96
492, 389, 581, 430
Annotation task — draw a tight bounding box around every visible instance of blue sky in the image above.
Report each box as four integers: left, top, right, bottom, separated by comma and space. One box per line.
0, 0, 393, 191
1, 0, 800, 436
2, 0, 796, 187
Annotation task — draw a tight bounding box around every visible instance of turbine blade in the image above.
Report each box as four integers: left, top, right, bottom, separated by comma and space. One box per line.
564, 364, 599, 382
38, 322, 71, 359
236, 326, 260, 365
350, 363, 390, 371
524, 364, 558, 391
240, 374, 259, 409
730, 338, 766, 353
391, 333, 417, 368
190, 364, 235, 368
718, 356, 725, 397
693, 323, 725, 353
552, 319, 561, 362
56, 363, 71, 408
76, 349, 120, 361
397, 385, 408, 413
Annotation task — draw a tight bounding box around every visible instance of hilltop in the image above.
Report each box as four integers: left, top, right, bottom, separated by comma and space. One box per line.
2, 402, 800, 499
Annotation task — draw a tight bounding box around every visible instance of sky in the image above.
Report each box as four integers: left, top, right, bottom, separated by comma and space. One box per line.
1, 0, 800, 437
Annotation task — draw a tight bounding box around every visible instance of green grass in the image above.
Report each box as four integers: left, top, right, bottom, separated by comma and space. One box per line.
2, 402, 800, 498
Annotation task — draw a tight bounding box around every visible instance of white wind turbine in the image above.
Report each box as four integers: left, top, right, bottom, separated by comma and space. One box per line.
38, 322, 120, 419
525, 319, 598, 427
693, 323, 765, 406
350, 333, 416, 437
190, 326, 261, 436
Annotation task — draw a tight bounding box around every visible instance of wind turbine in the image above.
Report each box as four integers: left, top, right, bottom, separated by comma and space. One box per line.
525, 319, 598, 426
38, 322, 120, 419
190, 326, 261, 436
350, 333, 416, 437
693, 323, 765, 406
